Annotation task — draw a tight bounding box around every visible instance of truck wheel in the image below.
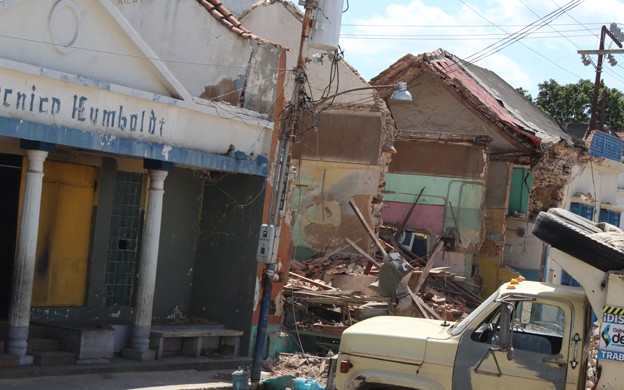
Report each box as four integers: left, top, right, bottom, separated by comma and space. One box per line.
533, 210, 624, 272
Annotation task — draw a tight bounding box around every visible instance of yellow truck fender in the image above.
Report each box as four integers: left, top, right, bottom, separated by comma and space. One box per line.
341, 367, 447, 390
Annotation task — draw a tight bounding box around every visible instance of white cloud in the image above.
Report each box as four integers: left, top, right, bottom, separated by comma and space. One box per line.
336, 0, 624, 94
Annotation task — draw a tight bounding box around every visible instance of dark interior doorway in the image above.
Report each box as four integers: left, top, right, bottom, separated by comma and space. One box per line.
0, 153, 22, 318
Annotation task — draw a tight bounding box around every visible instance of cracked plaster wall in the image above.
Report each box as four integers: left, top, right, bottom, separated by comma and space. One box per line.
241, 1, 394, 256
115, 0, 282, 113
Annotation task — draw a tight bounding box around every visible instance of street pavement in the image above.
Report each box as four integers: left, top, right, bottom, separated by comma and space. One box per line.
0, 369, 234, 390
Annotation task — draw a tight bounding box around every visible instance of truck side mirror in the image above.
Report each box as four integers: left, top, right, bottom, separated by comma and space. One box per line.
499, 303, 514, 350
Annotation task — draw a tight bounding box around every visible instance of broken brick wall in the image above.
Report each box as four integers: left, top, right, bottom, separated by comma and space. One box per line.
528, 142, 582, 220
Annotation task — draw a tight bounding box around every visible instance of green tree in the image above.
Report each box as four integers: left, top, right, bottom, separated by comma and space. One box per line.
515, 87, 533, 101
535, 79, 624, 132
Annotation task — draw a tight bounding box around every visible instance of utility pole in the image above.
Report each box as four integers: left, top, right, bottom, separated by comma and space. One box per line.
250, 2, 315, 386
578, 25, 622, 131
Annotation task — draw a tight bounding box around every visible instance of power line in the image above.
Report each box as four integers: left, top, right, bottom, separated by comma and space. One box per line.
340, 33, 595, 41
521, 0, 624, 85
461, 0, 583, 65
342, 27, 597, 37
0, 32, 287, 72
342, 22, 611, 28
456, 0, 585, 79
374, 0, 586, 101
550, 0, 624, 84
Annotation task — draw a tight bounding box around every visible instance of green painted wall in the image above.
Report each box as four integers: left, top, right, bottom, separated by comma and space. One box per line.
384, 173, 485, 252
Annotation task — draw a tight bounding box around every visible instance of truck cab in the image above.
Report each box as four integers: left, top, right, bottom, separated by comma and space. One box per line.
335, 278, 591, 390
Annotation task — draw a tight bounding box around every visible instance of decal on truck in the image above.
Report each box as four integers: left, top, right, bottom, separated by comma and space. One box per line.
599, 305, 624, 362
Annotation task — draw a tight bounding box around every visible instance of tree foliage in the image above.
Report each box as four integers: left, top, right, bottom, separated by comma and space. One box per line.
533, 79, 624, 132
515, 87, 533, 101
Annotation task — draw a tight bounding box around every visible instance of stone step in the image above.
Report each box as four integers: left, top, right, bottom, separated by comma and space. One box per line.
30, 351, 76, 366
27, 338, 62, 353
0, 353, 20, 368
28, 325, 49, 339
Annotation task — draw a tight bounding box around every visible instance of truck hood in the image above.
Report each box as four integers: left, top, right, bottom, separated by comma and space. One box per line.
339, 316, 453, 365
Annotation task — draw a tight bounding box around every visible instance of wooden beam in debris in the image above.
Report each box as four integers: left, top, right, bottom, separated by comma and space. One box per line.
298, 297, 393, 305
345, 237, 381, 268
444, 279, 484, 304
348, 200, 387, 256
395, 187, 425, 240
414, 239, 444, 294
323, 238, 362, 259
289, 290, 364, 297
289, 272, 337, 291
408, 288, 429, 319
416, 295, 443, 320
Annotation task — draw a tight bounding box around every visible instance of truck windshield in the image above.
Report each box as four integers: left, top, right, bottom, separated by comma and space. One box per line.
450, 292, 498, 336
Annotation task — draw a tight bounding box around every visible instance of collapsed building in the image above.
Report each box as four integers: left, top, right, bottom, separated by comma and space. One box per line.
370, 49, 591, 297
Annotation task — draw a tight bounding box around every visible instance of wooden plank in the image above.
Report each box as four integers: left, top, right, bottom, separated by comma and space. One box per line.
324, 238, 362, 258
348, 200, 387, 256
299, 297, 393, 305
395, 187, 425, 239
289, 272, 337, 290
407, 287, 429, 319
395, 130, 492, 145
414, 240, 444, 294
345, 237, 381, 268
290, 290, 364, 297
416, 295, 443, 320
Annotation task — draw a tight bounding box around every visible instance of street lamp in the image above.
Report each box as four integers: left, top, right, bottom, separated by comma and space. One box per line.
313, 82, 413, 107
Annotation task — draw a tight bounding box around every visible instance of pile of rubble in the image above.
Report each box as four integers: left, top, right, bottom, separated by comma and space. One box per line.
262, 352, 334, 387
283, 200, 482, 337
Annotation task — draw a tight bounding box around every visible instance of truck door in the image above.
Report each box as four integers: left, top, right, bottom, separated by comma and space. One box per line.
452, 299, 573, 390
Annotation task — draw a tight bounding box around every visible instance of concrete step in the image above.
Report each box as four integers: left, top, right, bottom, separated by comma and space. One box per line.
0, 352, 20, 368
28, 325, 49, 339
27, 338, 62, 353
30, 351, 76, 366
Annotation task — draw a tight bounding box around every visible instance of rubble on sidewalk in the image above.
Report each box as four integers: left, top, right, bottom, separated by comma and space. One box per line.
261, 352, 334, 388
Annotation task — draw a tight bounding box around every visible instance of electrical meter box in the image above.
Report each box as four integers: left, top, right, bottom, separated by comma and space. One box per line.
256, 224, 281, 264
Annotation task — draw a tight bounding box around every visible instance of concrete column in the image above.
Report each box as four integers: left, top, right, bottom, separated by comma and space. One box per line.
6, 149, 48, 365
123, 169, 168, 361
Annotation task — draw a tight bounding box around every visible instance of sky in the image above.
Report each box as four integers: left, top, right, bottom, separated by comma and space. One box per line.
302, 0, 624, 99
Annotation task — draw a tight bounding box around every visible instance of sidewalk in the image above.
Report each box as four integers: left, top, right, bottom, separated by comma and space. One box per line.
0, 369, 235, 390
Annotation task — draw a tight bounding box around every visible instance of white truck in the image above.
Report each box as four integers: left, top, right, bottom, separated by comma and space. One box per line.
331, 208, 624, 390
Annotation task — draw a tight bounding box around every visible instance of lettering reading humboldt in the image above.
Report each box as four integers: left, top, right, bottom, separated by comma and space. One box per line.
1, 84, 166, 136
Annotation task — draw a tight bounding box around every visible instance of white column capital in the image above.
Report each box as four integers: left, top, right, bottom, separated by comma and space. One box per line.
25, 150, 48, 173
148, 170, 168, 190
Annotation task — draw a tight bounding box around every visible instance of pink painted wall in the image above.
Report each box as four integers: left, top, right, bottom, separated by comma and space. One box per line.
382, 202, 445, 236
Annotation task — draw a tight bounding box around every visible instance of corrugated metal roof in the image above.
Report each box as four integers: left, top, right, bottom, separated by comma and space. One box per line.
371, 50, 573, 149
427, 51, 571, 147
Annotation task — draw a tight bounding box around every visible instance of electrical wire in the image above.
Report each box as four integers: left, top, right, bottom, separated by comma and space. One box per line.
341, 22, 610, 28
550, 0, 624, 85
369, 0, 586, 96
518, 0, 624, 85
0, 32, 288, 72
339, 33, 596, 41
459, 0, 584, 67
341, 28, 597, 38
